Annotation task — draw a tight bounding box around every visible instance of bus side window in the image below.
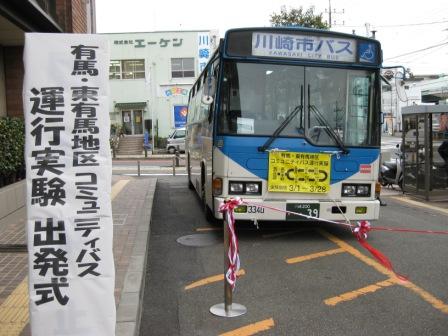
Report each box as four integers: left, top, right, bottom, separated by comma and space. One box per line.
202, 63, 219, 123
192, 91, 200, 123
187, 84, 197, 123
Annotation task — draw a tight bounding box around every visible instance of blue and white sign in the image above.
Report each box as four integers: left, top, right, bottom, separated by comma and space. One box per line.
358, 42, 377, 64
198, 32, 211, 73
252, 32, 356, 63
173, 105, 188, 128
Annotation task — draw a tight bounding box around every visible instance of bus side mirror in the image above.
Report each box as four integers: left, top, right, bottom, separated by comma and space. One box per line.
381, 112, 385, 124
202, 75, 216, 105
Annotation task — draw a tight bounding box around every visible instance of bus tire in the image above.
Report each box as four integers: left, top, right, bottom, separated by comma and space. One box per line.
202, 187, 222, 226
201, 184, 213, 220
187, 155, 194, 190
201, 169, 215, 222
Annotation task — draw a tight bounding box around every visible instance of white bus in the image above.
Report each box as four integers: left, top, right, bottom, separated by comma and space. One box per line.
186, 27, 383, 222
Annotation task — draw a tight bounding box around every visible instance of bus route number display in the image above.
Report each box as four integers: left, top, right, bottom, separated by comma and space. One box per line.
268, 152, 331, 193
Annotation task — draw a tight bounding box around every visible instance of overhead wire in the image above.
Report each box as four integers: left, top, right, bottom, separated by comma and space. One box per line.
333, 18, 448, 28
374, 19, 448, 28
384, 40, 448, 61
395, 44, 448, 63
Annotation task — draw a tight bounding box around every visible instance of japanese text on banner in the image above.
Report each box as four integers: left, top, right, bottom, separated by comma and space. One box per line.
23, 33, 115, 336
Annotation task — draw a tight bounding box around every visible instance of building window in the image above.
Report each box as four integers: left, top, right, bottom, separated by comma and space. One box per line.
109, 59, 145, 79
110, 60, 121, 79
171, 58, 195, 78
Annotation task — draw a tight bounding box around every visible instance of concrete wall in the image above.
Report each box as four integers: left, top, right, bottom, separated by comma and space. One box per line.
0, 180, 25, 220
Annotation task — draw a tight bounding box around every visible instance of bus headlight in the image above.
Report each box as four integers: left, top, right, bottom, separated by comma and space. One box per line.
229, 182, 244, 194
356, 185, 370, 196
342, 184, 356, 196
229, 181, 262, 195
245, 182, 260, 194
342, 184, 371, 197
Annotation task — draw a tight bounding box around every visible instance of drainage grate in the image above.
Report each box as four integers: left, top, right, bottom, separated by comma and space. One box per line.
176, 234, 221, 247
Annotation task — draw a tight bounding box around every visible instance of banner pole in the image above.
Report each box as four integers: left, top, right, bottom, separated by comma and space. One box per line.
223, 215, 232, 312
210, 208, 246, 317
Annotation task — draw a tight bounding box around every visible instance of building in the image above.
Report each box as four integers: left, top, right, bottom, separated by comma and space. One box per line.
0, 0, 96, 119
381, 71, 448, 134
104, 30, 218, 139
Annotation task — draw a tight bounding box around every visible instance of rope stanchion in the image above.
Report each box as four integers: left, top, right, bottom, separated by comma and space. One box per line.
210, 198, 247, 317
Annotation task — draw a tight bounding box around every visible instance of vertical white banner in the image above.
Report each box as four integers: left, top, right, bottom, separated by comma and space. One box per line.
23, 33, 115, 335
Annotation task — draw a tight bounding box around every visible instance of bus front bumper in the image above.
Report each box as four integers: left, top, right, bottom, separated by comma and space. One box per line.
213, 198, 380, 222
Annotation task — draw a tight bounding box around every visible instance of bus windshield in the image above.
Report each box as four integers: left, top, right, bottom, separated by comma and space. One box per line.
218, 61, 379, 147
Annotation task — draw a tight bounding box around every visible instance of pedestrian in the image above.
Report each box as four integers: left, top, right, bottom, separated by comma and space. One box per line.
438, 140, 448, 164
439, 113, 448, 165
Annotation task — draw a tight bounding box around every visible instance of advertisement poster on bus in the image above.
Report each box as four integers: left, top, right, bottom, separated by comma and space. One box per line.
268, 151, 331, 193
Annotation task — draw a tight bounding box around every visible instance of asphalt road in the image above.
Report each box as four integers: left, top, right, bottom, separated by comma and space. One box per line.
139, 176, 448, 336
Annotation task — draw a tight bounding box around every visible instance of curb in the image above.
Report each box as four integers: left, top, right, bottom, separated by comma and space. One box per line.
116, 178, 157, 336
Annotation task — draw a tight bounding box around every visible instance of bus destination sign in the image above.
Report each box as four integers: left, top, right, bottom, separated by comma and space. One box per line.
252, 32, 356, 63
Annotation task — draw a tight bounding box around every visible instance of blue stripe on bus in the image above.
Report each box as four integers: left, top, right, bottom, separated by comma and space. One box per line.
218, 136, 380, 184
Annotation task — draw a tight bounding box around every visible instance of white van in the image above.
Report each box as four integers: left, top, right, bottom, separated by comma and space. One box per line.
166, 128, 186, 154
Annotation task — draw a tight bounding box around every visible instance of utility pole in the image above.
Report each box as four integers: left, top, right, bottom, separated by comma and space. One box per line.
365, 23, 371, 37
325, 0, 345, 28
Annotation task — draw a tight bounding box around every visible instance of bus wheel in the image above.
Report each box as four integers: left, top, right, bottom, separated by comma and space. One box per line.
187, 155, 194, 190
201, 176, 214, 222
201, 184, 222, 226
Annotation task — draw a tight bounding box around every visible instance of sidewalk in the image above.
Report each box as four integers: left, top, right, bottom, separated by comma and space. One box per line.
0, 176, 156, 336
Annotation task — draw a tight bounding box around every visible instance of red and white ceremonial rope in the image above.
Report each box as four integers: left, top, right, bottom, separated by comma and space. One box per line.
354, 220, 407, 281
219, 197, 243, 290
220, 199, 448, 282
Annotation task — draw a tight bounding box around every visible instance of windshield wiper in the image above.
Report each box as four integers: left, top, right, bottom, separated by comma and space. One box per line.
258, 85, 303, 152
308, 85, 349, 154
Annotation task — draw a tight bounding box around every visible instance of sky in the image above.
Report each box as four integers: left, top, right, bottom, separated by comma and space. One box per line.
96, 0, 448, 75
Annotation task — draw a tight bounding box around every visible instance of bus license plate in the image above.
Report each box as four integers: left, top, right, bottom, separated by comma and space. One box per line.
286, 203, 320, 220
234, 205, 265, 214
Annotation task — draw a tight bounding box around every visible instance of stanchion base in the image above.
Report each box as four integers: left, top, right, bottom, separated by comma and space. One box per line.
210, 303, 247, 317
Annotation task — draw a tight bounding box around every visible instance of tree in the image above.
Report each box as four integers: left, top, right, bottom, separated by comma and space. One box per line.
270, 6, 329, 29
0, 117, 25, 187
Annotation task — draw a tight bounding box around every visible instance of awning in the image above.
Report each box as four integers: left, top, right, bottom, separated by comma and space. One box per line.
115, 102, 147, 110
421, 88, 448, 103
0, 1, 63, 33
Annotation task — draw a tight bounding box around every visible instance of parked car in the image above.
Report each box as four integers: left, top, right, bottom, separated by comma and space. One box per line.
166, 128, 186, 154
